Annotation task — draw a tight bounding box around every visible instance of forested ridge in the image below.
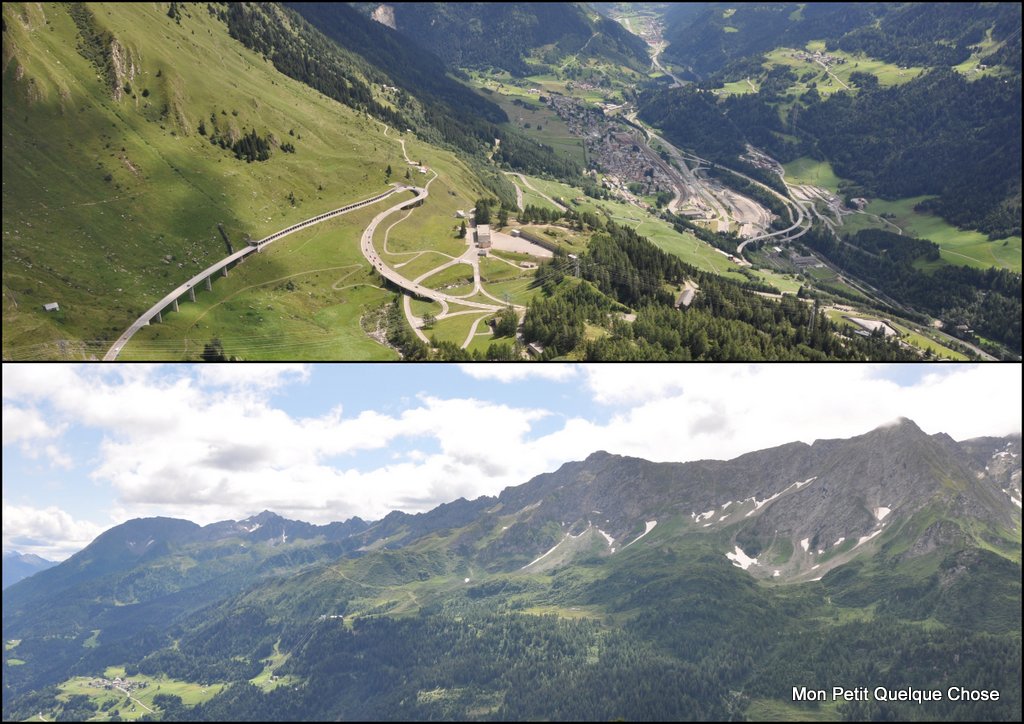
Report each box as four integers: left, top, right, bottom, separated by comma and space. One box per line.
366, 2, 651, 77
662, 3, 1022, 78
6, 546, 1017, 722
804, 228, 1022, 352
226, 3, 580, 180
639, 68, 1022, 239
517, 216, 917, 361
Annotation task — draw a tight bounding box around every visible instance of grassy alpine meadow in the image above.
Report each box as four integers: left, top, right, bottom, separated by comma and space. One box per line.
841, 196, 1022, 272
2, 1, 401, 358
426, 311, 492, 348
518, 174, 750, 280
419, 263, 475, 292
118, 202, 400, 360
482, 90, 586, 167
782, 157, 844, 194
779, 157, 1021, 273
51, 665, 226, 721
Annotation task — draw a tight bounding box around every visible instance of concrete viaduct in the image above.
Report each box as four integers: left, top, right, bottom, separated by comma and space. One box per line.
103, 186, 409, 360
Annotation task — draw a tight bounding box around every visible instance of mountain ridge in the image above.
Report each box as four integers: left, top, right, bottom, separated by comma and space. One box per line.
2, 419, 1020, 721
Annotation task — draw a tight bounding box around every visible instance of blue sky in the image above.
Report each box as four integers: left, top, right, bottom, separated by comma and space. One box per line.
3, 362, 1020, 560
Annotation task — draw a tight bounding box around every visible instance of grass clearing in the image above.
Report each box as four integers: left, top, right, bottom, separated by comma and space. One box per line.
842, 196, 1021, 272
52, 665, 226, 721
420, 263, 475, 292
118, 203, 400, 360
520, 175, 749, 280
783, 157, 843, 194
746, 698, 842, 722
428, 311, 490, 347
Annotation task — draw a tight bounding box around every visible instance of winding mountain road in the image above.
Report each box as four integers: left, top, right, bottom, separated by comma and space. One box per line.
505, 172, 567, 211
104, 187, 403, 360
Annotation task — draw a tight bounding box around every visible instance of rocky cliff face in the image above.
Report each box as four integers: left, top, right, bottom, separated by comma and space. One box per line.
427, 418, 1021, 579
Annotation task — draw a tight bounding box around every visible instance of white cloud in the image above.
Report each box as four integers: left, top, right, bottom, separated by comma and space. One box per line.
44, 444, 74, 470
2, 405, 65, 445
458, 363, 578, 382
2, 363, 1019, 541
572, 364, 1022, 461
2, 503, 106, 561
581, 363, 690, 404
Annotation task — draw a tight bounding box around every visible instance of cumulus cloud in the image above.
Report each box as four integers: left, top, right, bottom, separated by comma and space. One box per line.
573, 364, 1021, 461
2, 503, 106, 561
2, 405, 64, 445
2, 363, 1019, 547
458, 363, 578, 382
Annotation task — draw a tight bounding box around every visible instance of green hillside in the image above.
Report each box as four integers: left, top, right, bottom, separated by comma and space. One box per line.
2, 2, 412, 358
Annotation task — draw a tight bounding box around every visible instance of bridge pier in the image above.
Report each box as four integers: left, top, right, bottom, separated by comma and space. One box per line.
189, 287, 196, 302
172, 298, 179, 312
155, 311, 162, 323
205, 276, 213, 291
221, 266, 228, 278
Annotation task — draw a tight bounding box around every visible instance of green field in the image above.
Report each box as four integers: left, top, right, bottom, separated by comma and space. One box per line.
779, 157, 1021, 273
51, 665, 226, 721
521, 175, 750, 281
840, 196, 1022, 272
765, 42, 926, 97
711, 41, 929, 101
249, 644, 300, 692
888, 321, 970, 361
751, 269, 804, 294
824, 310, 968, 360
428, 311, 492, 348
118, 203, 400, 360
782, 157, 844, 194
745, 698, 841, 722
420, 263, 475, 292
479, 256, 532, 284
483, 92, 585, 167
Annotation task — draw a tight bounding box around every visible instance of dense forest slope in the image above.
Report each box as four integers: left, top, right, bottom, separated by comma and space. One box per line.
352, 1, 651, 75
662, 2, 1022, 78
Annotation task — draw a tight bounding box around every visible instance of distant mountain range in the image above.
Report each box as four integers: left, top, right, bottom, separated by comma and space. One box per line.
1, 552, 56, 590
3, 419, 1020, 721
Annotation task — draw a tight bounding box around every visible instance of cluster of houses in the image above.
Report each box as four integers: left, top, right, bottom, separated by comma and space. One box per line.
87, 675, 148, 693
791, 49, 847, 69
545, 95, 671, 198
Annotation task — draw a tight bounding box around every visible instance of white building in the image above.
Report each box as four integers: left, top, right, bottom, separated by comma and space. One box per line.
476, 224, 492, 248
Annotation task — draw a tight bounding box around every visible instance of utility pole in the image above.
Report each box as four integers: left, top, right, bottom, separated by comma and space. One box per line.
568, 254, 580, 277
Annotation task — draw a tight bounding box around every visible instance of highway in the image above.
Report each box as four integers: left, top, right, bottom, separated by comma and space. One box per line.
104, 187, 402, 360
358, 183, 506, 313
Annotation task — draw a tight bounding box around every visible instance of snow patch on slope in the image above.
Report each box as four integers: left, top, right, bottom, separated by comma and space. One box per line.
725, 545, 758, 570
624, 520, 657, 548
873, 506, 891, 521
854, 529, 882, 548
521, 536, 566, 569
745, 477, 818, 518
